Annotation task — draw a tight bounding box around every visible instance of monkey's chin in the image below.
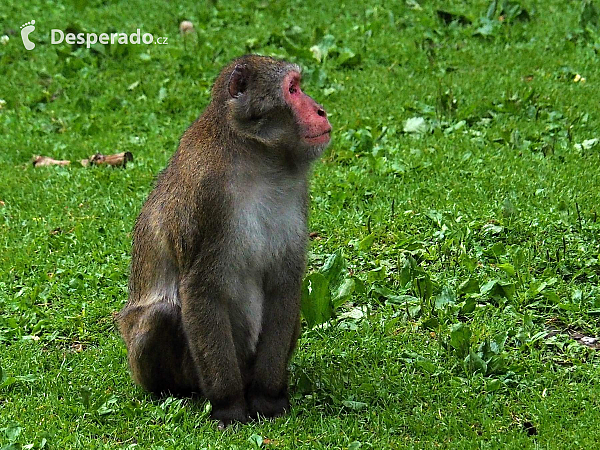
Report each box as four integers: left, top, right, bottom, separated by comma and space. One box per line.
301, 141, 329, 161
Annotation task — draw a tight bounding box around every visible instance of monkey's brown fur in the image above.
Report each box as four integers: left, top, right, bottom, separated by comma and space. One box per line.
117, 55, 331, 426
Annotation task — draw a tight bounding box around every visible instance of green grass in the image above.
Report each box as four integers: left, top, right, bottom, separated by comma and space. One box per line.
2, 0, 600, 448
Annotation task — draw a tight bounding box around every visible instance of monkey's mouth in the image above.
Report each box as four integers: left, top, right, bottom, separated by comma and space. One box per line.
304, 129, 331, 144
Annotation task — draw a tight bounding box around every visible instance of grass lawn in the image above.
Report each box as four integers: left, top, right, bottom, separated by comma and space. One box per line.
1, 0, 600, 448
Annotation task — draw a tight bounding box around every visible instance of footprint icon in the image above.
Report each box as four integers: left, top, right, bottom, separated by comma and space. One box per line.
20, 20, 35, 50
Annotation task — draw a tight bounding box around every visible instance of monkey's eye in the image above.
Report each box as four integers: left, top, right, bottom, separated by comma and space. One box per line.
289, 81, 299, 94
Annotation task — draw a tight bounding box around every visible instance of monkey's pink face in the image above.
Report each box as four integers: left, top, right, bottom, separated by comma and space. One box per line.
282, 72, 332, 147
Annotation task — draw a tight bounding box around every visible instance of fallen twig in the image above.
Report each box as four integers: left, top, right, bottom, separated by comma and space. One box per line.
81, 152, 134, 168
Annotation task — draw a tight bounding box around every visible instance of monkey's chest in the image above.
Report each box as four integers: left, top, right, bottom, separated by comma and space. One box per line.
225, 186, 305, 352
230, 185, 305, 272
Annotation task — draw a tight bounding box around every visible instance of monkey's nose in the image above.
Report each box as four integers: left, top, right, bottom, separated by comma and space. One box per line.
317, 107, 327, 118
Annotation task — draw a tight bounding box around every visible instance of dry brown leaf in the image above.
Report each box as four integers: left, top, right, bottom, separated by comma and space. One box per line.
32, 155, 70, 167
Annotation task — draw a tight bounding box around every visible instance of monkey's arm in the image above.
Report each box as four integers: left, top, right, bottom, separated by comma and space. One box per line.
179, 272, 249, 425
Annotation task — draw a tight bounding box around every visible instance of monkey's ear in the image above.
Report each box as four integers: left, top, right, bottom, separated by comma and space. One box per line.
228, 64, 250, 98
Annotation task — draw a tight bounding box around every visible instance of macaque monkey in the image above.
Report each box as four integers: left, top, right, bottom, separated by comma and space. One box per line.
117, 55, 331, 427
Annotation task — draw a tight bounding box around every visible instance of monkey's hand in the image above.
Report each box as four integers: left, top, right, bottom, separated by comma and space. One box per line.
247, 390, 290, 419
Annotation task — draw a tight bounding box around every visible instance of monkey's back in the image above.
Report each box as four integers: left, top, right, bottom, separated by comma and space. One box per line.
125, 115, 234, 310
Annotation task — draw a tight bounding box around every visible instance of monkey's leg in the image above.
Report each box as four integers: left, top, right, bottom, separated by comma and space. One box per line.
179, 276, 249, 426
118, 303, 198, 395
247, 270, 302, 418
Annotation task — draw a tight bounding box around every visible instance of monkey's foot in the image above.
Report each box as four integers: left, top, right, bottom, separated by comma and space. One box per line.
248, 392, 290, 419
211, 402, 249, 429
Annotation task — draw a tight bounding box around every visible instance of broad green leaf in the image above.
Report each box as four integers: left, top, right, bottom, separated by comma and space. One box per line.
0, 376, 17, 389
358, 233, 376, 251
486, 354, 507, 375
1, 443, 21, 450
425, 210, 443, 227
342, 400, 368, 410
332, 278, 355, 308
352, 277, 366, 295
558, 303, 579, 312
320, 250, 347, 290
375, 286, 419, 306
80, 386, 92, 409
497, 263, 515, 276
309, 34, 336, 63
498, 281, 515, 300
464, 350, 487, 375
450, 323, 472, 358
435, 287, 456, 309
542, 290, 560, 303
479, 280, 498, 295
295, 370, 313, 394
484, 242, 505, 257
301, 273, 332, 327
458, 277, 480, 295
5, 423, 22, 442
367, 266, 386, 282
277, 35, 313, 60
127, 80, 140, 91
460, 297, 477, 315
337, 48, 362, 67
387, 294, 419, 306
479, 332, 507, 361
480, 279, 515, 301
574, 138, 598, 151
158, 86, 167, 102
15, 374, 37, 383
249, 434, 263, 448
481, 223, 503, 235
459, 254, 478, 272
403, 117, 428, 135
444, 120, 466, 135
422, 317, 439, 330
491, 331, 508, 354
486, 379, 502, 392
486, 0, 498, 20
338, 306, 365, 321
474, 18, 497, 37
372, 284, 395, 299
96, 394, 118, 416
414, 275, 433, 302
526, 280, 548, 298
398, 256, 417, 287
415, 357, 438, 374
408, 304, 422, 318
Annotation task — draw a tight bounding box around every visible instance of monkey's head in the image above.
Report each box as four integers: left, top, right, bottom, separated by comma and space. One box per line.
213, 55, 332, 161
